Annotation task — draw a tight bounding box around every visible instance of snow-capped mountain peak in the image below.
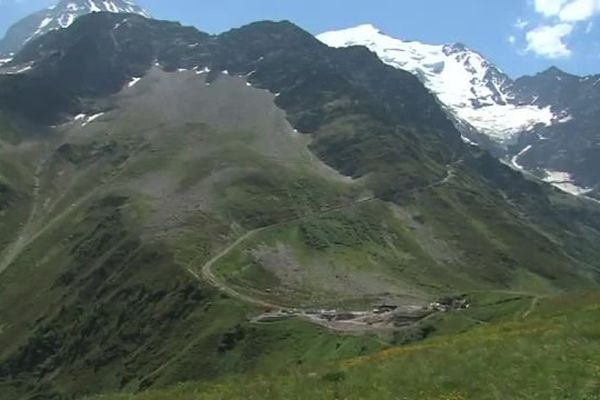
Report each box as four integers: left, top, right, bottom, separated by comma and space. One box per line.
318, 25, 560, 143
47, 0, 151, 27
0, 0, 150, 56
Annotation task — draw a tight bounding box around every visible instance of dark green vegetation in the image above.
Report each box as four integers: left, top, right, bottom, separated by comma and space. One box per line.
91, 292, 600, 400
0, 116, 37, 261
0, 12, 598, 400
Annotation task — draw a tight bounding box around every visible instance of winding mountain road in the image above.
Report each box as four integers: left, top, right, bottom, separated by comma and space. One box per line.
188, 160, 464, 332
194, 227, 276, 309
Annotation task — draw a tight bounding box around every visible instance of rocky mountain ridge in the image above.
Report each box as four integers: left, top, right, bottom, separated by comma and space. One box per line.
0, 0, 149, 56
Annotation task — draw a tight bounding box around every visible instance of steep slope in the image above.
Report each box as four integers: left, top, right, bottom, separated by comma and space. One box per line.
317, 25, 562, 144
317, 26, 600, 200
509, 67, 600, 199
0, 13, 600, 399
0, 0, 149, 56
0, 65, 387, 400
0, 114, 35, 260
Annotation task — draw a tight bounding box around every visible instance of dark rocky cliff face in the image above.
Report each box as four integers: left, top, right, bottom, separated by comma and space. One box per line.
510, 67, 600, 197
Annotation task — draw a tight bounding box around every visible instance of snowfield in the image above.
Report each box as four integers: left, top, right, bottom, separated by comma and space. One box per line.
543, 170, 592, 196
318, 24, 561, 143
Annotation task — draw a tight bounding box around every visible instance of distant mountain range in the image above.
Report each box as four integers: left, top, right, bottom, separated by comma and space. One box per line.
318, 25, 600, 199
318, 25, 561, 144
1, 4, 598, 200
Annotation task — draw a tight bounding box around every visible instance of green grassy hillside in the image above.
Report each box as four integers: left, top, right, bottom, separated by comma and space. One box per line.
91, 291, 600, 400
0, 69, 597, 399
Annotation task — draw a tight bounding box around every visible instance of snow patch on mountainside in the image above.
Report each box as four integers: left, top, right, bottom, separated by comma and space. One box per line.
543, 170, 593, 196
73, 111, 106, 127
510, 145, 532, 170
317, 25, 559, 143
83, 112, 104, 126
127, 76, 141, 87
0, 61, 34, 75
